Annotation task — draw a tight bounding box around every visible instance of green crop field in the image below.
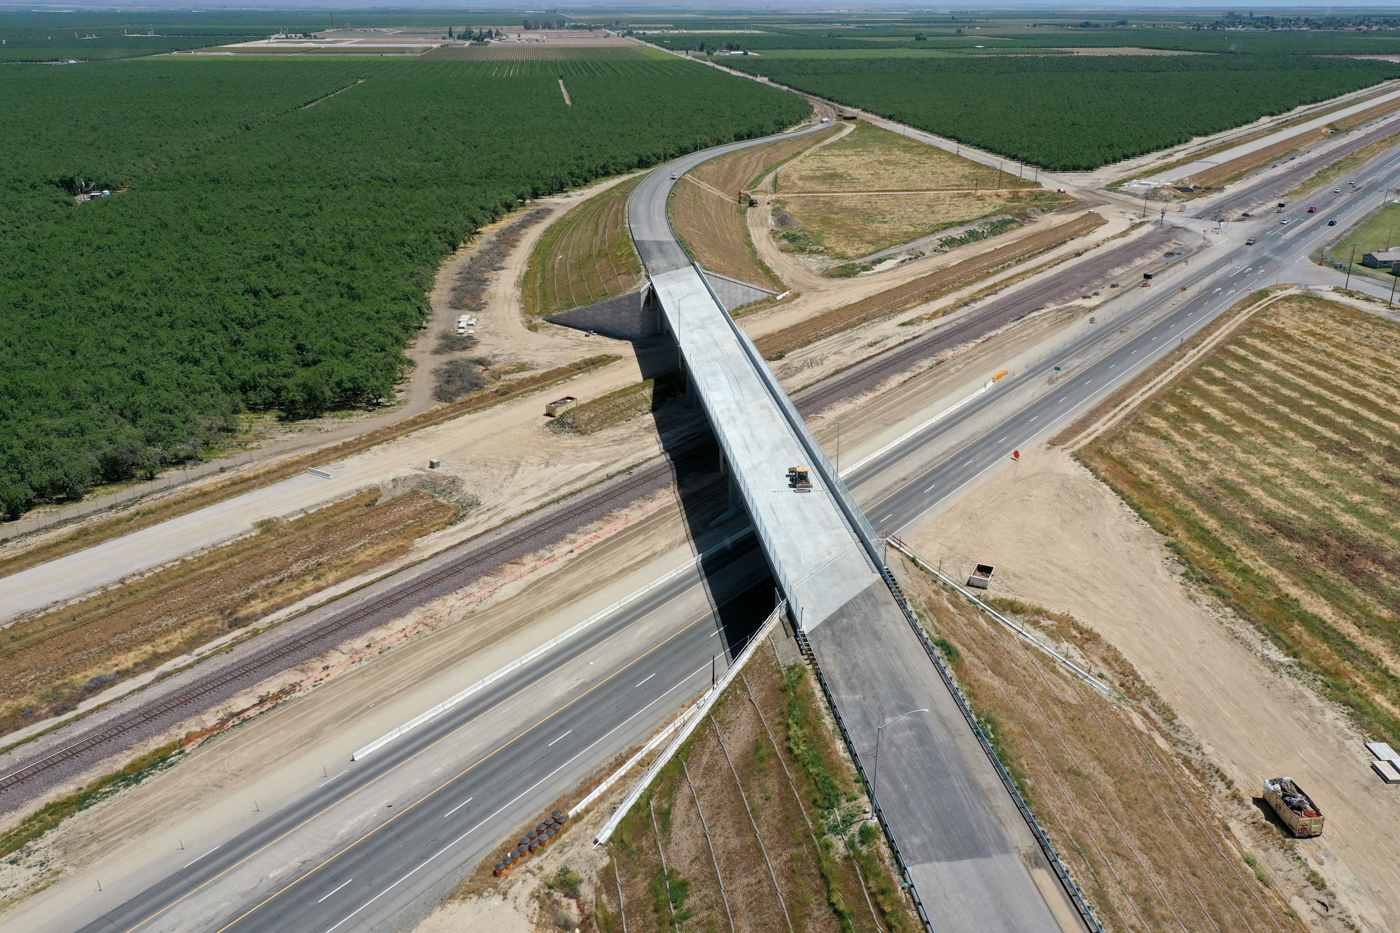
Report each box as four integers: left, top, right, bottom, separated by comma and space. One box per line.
646, 25, 1400, 56
724, 54, 1400, 171
0, 56, 809, 519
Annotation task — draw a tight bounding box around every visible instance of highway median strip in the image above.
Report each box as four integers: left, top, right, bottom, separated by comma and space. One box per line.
350, 527, 755, 762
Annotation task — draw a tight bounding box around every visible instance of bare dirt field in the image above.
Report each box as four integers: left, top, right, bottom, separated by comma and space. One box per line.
602, 642, 919, 933
0, 475, 728, 919
423, 41, 649, 61
0, 490, 454, 740
1055, 47, 1202, 56
907, 445, 1400, 933
1186, 128, 1338, 190
896, 560, 1325, 933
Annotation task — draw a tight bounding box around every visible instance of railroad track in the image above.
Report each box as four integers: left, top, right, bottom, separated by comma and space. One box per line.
1211, 113, 1400, 218
794, 227, 1178, 417
1, 118, 1353, 801
0, 444, 720, 802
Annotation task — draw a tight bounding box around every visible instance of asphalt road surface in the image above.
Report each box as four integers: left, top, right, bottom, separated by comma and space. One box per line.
849, 143, 1400, 532
58, 540, 773, 933
37, 122, 1400, 933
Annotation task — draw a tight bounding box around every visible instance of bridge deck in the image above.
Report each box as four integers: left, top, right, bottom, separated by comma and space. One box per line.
649, 266, 878, 627
630, 130, 1084, 932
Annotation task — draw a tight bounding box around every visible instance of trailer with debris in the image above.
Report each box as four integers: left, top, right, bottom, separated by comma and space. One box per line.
1262, 777, 1324, 837
545, 396, 578, 418
966, 564, 994, 590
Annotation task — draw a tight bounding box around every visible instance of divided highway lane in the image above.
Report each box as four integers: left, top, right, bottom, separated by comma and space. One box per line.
61, 542, 774, 933
48, 131, 1400, 933
849, 146, 1400, 531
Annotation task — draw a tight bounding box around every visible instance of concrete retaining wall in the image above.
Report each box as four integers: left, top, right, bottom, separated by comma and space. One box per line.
546, 288, 660, 340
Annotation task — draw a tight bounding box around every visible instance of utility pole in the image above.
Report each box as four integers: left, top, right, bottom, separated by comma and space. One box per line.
870, 709, 929, 822
1389, 270, 1398, 308
1345, 244, 1357, 290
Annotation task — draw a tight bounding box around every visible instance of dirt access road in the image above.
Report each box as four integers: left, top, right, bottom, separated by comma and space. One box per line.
0, 177, 670, 621
2, 173, 634, 542
909, 446, 1400, 933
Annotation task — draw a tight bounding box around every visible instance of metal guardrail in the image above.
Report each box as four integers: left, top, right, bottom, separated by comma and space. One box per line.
887, 537, 1115, 697
789, 621, 935, 933
592, 601, 786, 846
645, 142, 1092, 930
875, 565, 1105, 933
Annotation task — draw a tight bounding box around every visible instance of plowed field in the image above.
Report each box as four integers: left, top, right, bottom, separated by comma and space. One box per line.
1080, 294, 1400, 745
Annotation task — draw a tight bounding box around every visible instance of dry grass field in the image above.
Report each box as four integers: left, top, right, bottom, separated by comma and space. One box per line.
671, 176, 785, 291
769, 123, 1063, 264
547, 374, 682, 436
779, 123, 1038, 194
0, 490, 456, 738
670, 129, 833, 290
896, 562, 1325, 933
523, 177, 646, 318
756, 212, 1105, 359
776, 190, 1066, 261
596, 644, 920, 933
1080, 295, 1400, 747
0, 355, 618, 583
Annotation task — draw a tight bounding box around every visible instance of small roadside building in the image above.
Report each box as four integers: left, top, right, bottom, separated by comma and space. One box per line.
1361, 248, 1400, 269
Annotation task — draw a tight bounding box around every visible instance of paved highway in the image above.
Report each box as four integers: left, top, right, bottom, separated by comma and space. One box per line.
46, 542, 773, 933
35, 119, 1400, 933
849, 144, 1400, 533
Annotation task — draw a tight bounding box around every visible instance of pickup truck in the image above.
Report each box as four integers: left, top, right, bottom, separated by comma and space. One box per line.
1246, 237, 1256, 245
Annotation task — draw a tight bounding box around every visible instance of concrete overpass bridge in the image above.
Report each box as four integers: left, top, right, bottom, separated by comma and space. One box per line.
622, 128, 1097, 933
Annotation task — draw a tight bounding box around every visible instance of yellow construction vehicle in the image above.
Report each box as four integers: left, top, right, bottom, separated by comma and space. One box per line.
787, 465, 813, 492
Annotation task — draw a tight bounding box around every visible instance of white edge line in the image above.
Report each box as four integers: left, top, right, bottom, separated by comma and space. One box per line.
838, 380, 995, 478
350, 526, 755, 761
182, 845, 220, 870
592, 604, 784, 846
324, 653, 720, 933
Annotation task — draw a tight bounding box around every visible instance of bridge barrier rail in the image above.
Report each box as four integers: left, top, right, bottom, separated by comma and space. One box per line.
690, 259, 888, 579
592, 601, 786, 846
875, 562, 1105, 933
789, 621, 935, 933
660, 303, 807, 629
